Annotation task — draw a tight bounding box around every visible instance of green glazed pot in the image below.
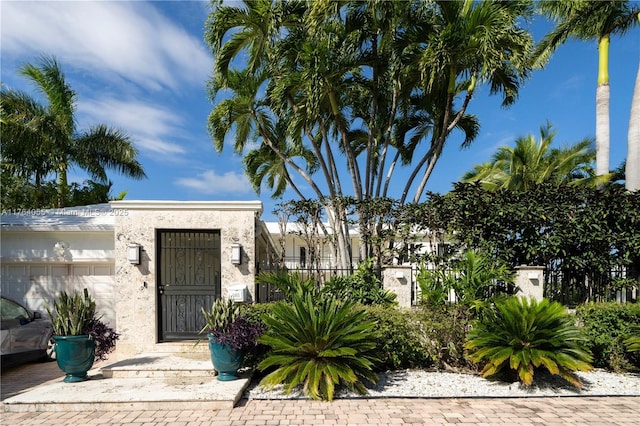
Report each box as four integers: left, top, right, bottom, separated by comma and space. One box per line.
208, 334, 245, 381
53, 335, 95, 383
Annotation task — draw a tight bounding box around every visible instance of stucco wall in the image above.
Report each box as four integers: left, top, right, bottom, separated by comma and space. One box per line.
110, 201, 262, 357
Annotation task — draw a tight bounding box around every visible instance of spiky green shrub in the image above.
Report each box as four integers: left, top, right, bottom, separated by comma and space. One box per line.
418, 250, 515, 307
46, 289, 96, 336
465, 297, 593, 388
46, 288, 119, 360
256, 271, 318, 300
257, 293, 379, 401
575, 302, 640, 371
626, 326, 640, 353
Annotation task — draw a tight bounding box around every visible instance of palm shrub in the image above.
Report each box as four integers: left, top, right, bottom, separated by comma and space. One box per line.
418, 250, 515, 308
626, 326, 640, 354
257, 293, 379, 401
256, 270, 318, 301
465, 296, 593, 388
321, 258, 397, 306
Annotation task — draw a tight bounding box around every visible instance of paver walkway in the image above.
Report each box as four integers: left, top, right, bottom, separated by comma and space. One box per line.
3, 396, 639, 425
2, 360, 639, 425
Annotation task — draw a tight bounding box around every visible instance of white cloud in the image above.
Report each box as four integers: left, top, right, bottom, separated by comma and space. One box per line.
1, 1, 212, 92
79, 98, 187, 155
175, 170, 252, 195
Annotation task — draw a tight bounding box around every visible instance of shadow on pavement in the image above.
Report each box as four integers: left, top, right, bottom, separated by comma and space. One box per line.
1, 358, 109, 400
1, 360, 64, 400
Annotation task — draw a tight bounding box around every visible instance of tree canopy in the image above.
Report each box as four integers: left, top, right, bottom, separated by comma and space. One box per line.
1, 55, 146, 208
206, 0, 535, 268
462, 122, 610, 190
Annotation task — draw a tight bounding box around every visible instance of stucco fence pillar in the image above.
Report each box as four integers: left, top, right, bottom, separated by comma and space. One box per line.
515, 265, 545, 301
381, 266, 413, 307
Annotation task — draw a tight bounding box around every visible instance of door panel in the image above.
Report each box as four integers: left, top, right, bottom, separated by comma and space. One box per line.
157, 230, 220, 341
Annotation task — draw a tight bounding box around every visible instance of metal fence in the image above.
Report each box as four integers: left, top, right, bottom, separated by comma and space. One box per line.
255, 264, 374, 304
544, 263, 637, 306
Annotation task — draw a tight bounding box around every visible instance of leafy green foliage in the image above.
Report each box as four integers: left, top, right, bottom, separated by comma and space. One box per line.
625, 326, 640, 354
256, 271, 318, 301
418, 250, 515, 307
462, 122, 608, 190
1, 56, 145, 208
363, 305, 435, 370
200, 298, 241, 334
466, 297, 593, 388
411, 183, 640, 305
258, 294, 379, 401
321, 259, 397, 306
575, 302, 640, 371
415, 304, 476, 371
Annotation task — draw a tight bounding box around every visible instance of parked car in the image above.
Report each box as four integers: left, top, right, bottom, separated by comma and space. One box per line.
1, 296, 55, 366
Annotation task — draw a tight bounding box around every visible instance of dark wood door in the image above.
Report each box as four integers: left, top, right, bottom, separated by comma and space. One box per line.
157, 230, 221, 341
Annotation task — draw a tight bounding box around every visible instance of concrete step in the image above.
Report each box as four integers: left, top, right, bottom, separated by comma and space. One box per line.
101, 353, 215, 379
1, 353, 251, 412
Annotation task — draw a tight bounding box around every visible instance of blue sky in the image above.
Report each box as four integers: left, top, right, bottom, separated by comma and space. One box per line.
1, 1, 638, 221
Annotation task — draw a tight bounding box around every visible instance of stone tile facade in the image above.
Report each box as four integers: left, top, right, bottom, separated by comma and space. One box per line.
110, 201, 271, 357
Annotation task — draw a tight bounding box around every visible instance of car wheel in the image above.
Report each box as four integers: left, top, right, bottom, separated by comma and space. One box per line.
42, 337, 56, 361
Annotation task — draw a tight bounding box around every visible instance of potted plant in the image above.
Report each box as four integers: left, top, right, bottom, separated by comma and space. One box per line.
46, 289, 119, 382
200, 298, 265, 381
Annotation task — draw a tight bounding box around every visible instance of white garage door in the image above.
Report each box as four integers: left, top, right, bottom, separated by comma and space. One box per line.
0, 263, 116, 328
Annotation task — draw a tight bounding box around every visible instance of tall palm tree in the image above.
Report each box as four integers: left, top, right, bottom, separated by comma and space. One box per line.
1, 56, 146, 207
628, 15, 640, 191
462, 123, 610, 191
535, 0, 640, 180
402, 0, 535, 203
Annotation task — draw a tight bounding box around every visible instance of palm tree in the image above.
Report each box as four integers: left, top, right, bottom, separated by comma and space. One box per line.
628, 14, 640, 191
1, 56, 146, 207
205, 1, 534, 268
535, 0, 640, 180
397, 0, 535, 203
462, 122, 610, 191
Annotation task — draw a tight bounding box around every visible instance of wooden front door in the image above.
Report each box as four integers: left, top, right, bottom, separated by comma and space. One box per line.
157, 230, 221, 341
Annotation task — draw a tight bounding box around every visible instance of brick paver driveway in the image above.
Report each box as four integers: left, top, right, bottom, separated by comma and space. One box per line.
2, 360, 638, 425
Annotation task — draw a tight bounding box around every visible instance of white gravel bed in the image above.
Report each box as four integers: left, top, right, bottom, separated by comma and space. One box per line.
244, 369, 640, 399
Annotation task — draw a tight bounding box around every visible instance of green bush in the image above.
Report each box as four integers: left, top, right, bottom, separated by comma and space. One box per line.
322, 259, 397, 306
258, 294, 379, 401
417, 250, 515, 307
239, 303, 276, 369
415, 304, 476, 371
575, 302, 640, 372
363, 305, 434, 370
466, 297, 593, 388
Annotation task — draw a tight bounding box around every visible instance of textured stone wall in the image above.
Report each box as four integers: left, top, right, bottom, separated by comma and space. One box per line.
111, 201, 261, 357
515, 265, 545, 301
382, 266, 413, 307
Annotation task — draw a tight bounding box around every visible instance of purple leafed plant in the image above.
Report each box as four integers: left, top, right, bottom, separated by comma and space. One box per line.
84, 318, 120, 361
209, 316, 265, 351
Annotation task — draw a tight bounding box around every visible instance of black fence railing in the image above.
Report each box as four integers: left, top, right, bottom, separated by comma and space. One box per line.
544, 263, 637, 306
255, 265, 374, 303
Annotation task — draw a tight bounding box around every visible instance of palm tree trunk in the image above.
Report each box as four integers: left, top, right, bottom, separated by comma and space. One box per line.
626, 58, 640, 191
56, 162, 69, 208
595, 34, 610, 178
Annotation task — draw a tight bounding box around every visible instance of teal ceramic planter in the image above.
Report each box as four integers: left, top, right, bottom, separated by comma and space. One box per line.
208, 334, 245, 381
53, 335, 95, 383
